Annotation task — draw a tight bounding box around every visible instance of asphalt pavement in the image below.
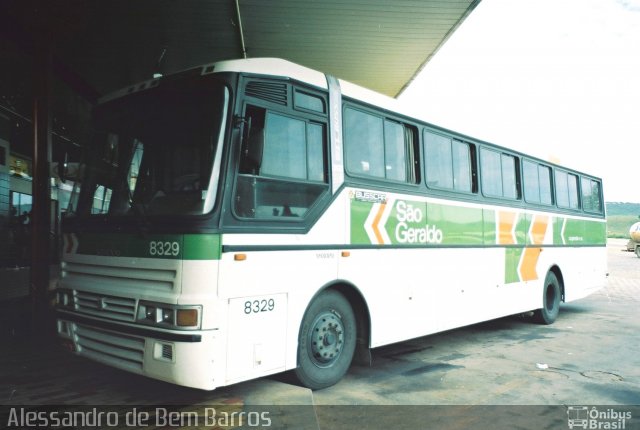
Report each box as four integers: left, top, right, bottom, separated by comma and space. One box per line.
1, 238, 638, 429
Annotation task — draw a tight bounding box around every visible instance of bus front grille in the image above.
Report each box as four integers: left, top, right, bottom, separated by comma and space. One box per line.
60, 258, 180, 323
74, 324, 145, 373
62, 260, 178, 293
74, 291, 137, 322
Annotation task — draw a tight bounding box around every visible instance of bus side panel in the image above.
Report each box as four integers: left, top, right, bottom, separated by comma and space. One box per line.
344, 190, 532, 347
565, 245, 608, 301
338, 247, 420, 346
538, 215, 607, 303
540, 246, 607, 303
425, 247, 533, 334
218, 191, 348, 383
354, 246, 551, 347
217, 246, 338, 385
557, 217, 608, 302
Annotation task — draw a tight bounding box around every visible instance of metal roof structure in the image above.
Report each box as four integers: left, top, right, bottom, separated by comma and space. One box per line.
1, 0, 480, 100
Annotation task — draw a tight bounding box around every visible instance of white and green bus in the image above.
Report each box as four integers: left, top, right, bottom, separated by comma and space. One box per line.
55, 58, 607, 391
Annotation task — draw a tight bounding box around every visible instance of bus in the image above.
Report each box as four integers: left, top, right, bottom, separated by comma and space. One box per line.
54, 58, 607, 391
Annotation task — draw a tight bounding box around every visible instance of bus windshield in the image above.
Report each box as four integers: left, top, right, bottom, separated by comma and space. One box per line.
68, 79, 229, 218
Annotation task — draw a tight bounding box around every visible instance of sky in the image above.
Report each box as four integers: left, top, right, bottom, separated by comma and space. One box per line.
399, 0, 640, 203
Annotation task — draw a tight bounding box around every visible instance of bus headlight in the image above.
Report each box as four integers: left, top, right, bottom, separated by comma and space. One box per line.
145, 306, 157, 321
137, 302, 201, 329
161, 308, 174, 324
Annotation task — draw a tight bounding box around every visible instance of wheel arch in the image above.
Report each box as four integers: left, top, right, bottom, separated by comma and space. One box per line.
548, 264, 565, 302
310, 280, 372, 366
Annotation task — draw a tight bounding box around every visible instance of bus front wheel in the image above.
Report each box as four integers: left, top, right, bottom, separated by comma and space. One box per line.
534, 271, 561, 325
294, 290, 356, 390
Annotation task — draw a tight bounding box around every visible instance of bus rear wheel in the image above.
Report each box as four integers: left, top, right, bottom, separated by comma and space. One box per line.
534, 271, 561, 325
294, 290, 356, 390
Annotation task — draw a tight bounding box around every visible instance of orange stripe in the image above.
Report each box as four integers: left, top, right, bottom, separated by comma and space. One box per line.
498, 211, 516, 245
519, 216, 549, 281
530, 215, 549, 245
372, 203, 387, 244
520, 247, 541, 281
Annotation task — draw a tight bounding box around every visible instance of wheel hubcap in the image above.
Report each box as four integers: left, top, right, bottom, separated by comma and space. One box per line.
309, 311, 344, 367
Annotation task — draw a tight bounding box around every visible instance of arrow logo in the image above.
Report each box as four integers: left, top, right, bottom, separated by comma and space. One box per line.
364, 198, 394, 245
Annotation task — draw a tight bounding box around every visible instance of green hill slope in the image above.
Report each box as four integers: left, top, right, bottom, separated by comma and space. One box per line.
606, 202, 640, 238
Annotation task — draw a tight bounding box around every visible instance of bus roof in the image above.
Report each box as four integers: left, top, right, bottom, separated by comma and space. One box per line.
211, 57, 413, 118
102, 57, 601, 182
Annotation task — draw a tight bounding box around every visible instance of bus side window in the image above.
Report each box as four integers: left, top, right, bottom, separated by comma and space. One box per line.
523, 160, 553, 205
234, 104, 329, 220
581, 177, 603, 213
344, 107, 419, 184
555, 170, 580, 210
480, 147, 519, 199
424, 129, 475, 193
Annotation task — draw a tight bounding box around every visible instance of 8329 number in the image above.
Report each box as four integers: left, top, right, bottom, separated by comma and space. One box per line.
244, 299, 275, 314
149, 241, 180, 257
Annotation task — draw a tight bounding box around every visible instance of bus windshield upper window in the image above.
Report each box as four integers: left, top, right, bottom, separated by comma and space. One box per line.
68, 80, 229, 217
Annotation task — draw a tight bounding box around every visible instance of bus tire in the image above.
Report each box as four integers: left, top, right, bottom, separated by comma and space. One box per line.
294, 290, 356, 390
533, 271, 561, 325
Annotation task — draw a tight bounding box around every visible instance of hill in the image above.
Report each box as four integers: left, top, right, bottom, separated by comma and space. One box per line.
606, 202, 640, 216
606, 202, 640, 238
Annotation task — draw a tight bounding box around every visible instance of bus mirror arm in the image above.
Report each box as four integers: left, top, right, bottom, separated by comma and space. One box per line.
234, 114, 251, 134
233, 114, 248, 129
236, 116, 253, 159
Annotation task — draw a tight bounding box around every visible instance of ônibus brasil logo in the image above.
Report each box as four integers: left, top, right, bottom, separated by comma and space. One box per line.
567, 406, 632, 429
352, 191, 443, 245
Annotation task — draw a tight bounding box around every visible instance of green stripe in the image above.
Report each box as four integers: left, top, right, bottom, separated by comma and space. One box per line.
505, 248, 524, 284
428, 203, 484, 245
483, 209, 496, 245
222, 243, 606, 253
350, 199, 374, 245
348, 195, 606, 247
553, 217, 564, 245
73, 233, 221, 260
184, 234, 221, 260
563, 218, 607, 245
516, 213, 530, 245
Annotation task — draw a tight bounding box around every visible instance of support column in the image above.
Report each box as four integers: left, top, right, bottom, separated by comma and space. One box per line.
30, 39, 52, 337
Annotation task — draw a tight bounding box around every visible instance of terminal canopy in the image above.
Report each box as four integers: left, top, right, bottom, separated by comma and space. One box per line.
0, 0, 480, 161
1, 0, 480, 99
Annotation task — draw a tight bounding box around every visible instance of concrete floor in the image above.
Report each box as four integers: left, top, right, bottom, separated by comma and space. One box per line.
1, 239, 638, 429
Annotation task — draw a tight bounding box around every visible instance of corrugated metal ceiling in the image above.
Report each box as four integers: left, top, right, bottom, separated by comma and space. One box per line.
1, 0, 480, 99
237, 0, 481, 96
